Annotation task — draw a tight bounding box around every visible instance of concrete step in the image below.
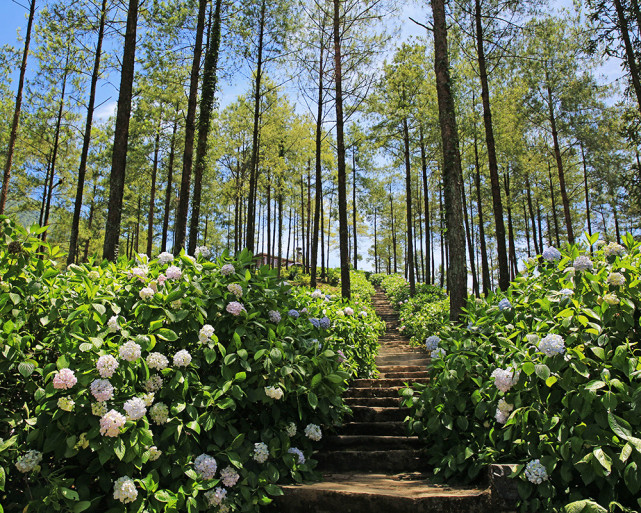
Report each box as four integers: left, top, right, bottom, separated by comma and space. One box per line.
273, 472, 492, 513
324, 435, 422, 450
377, 365, 427, 373
345, 396, 402, 407
381, 370, 430, 379
350, 405, 410, 422
352, 377, 430, 388
339, 421, 407, 436
345, 387, 405, 398
316, 449, 428, 472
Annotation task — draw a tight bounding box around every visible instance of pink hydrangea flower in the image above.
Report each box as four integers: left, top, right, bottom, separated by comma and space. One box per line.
166, 265, 182, 280
226, 301, 245, 316
100, 409, 126, 437
53, 368, 77, 390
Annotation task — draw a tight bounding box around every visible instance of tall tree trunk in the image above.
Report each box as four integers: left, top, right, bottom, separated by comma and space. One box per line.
403, 116, 416, 295
333, 0, 350, 298
311, 25, 325, 286
0, 0, 36, 214
103, 0, 139, 261
504, 173, 516, 281
352, 148, 358, 270
307, 166, 312, 273
462, 174, 478, 295
246, 0, 266, 253
278, 176, 283, 276
580, 143, 592, 241
525, 173, 540, 255
267, 172, 272, 263
68, 0, 107, 264
373, 208, 378, 274
523, 201, 531, 256
439, 185, 444, 288
613, 0, 641, 114
321, 188, 326, 279
83, 182, 97, 262
135, 195, 141, 254
39, 153, 52, 227
161, 118, 178, 253
173, 0, 207, 255
612, 202, 621, 243
474, 134, 491, 296
300, 175, 306, 268
188, 0, 223, 254
417, 182, 425, 282
146, 125, 161, 256
420, 127, 431, 285
548, 161, 561, 247
390, 191, 397, 273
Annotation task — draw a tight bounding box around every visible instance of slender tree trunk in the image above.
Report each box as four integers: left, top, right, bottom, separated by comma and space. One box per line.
173, 0, 207, 254
246, 0, 266, 253
439, 185, 444, 288
321, 189, 326, 279
420, 128, 431, 285
144, 127, 161, 255
311, 25, 325, 286
83, 182, 97, 262
300, 175, 306, 268
474, 0, 508, 291
462, 173, 478, 295
548, 161, 561, 247
68, 0, 107, 263
523, 201, 531, 257
161, 118, 178, 253
103, 0, 139, 261
373, 208, 378, 274
417, 183, 425, 282
39, 153, 52, 227
613, 0, 641, 114
580, 143, 592, 241
333, 0, 350, 298
474, 135, 490, 295
267, 172, 272, 263
612, 203, 621, 243
278, 177, 283, 276
188, 0, 223, 254
402, 116, 416, 295
525, 174, 540, 255
307, 166, 312, 273
0, 0, 36, 214
390, 192, 397, 273
504, 173, 516, 281
352, 148, 358, 270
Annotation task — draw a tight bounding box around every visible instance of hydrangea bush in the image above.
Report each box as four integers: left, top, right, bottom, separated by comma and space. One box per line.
0, 217, 373, 512
400, 234, 641, 512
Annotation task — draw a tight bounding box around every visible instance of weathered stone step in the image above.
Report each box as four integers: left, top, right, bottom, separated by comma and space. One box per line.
273, 473, 492, 513
353, 377, 430, 388
338, 421, 407, 436
316, 449, 428, 472
350, 405, 410, 422
376, 356, 431, 367
377, 365, 427, 373
325, 435, 422, 450
381, 371, 430, 379
345, 387, 405, 398
345, 396, 401, 407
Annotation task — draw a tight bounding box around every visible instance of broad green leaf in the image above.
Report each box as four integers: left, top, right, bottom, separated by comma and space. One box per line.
156, 328, 178, 341
18, 362, 35, 378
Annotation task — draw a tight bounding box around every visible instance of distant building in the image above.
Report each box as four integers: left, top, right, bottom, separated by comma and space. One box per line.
254, 253, 300, 268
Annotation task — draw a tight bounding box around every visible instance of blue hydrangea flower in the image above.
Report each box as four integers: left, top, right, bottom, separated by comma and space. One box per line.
430, 348, 446, 359
573, 256, 593, 272
542, 247, 561, 261
538, 334, 565, 357
288, 309, 300, 319
524, 459, 548, 484
268, 310, 281, 323
319, 317, 331, 329
287, 447, 306, 465
498, 298, 512, 311
425, 336, 440, 351
309, 318, 320, 329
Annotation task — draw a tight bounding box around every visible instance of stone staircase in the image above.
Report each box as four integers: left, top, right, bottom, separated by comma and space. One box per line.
273, 291, 492, 513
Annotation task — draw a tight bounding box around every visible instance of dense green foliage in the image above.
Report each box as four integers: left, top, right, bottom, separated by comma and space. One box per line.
400, 234, 641, 512
0, 217, 381, 512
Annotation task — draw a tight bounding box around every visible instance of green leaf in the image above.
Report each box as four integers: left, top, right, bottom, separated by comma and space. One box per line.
156, 328, 178, 341
593, 448, 612, 472
79, 343, 93, 352
264, 484, 283, 496
534, 364, 550, 380
308, 392, 318, 409
18, 362, 35, 378
545, 376, 558, 387
563, 500, 607, 513
92, 303, 106, 315
73, 502, 92, 513
155, 490, 173, 503
60, 488, 79, 501
114, 438, 125, 460
0, 466, 5, 491
311, 373, 322, 388
585, 380, 606, 391
325, 374, 344, 384
522, 362, 535, 376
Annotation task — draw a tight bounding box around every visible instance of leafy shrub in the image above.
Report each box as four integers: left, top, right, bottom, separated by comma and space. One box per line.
398, 296, 449, 346
325, 268, 340, 286
349, 271, 377, 302
369, 273, 386, 287
401, 234, 641, 512
0, 217, 374, 513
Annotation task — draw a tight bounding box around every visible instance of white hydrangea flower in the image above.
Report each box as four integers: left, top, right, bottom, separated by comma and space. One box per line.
129, 267, 147, 281
149, 402, 169, 424
227, 283, 243, 297
524, 459, 548, 484
92, 401, 107, 417
430, 348, 446, 359
157, 251, 174, 265
148, 446, 162, 461
220, 466, 240, 487
603, 293, 620, 305
205, 487, 227, 507
100, 409, 127, 437
344, 307, 354, 316
253, 442, 269, 463
194, 453, 218, 479
139, 287, 155, 300
107, 315, 120, 333
53, 368, 77, 390
90, 379, 114, 402
166, 265, 182, 280
491, 368, 520, 393
173, 349, 192, 367
539, 334, 565, 357
88, 270, 100, 281
96, 354, 119, 378
124, 397, 147, 420
304, 423, 322, 441
220, 264, 235, 276
285, 422, 297, 437
199, 324, 215, 343
113, 476, 138, 504
269, 310, 282, 323
525, 334, 539, 345
265, 386, 284, 400
573, 256, 593, 272
559, 288, 574, 297
311, 289, 323, 299
144, 375, 163, 393
146, 352, 169, 371
542, 247, 561, 261
495, 399, 514, 424
58, 396, 75, 412
15, 450, 42, 473
226, 301, 245, 316
142, 393, 155, 407
607, 272, 625, 286
603, 242, 625, 258
195, 246, 211, 258
119, 341, 141, 362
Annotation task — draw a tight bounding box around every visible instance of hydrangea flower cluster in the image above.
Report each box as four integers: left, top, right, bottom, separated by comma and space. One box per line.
539, 334, 565, 357
524, 459, 548, 484
337, 349, 346, 363
92, 401, 107, 417
491, 367, 520, 393
265, 386, 284, 400
227, 283, 243, 297
319, 317, 331, 329
344, 307, 354, 316
269, 310, 282, 323
495, 398, 514, 424
573, 256, 593, 272
53, 368, 77, 390
91, 379, 114, 402
142, 393, 154, 406
194, 453, 218, 479
124, 397, 147, 420
305, 423, 322, 441
107, 315, 120, 333
113, 476, 138, 504
119, 341, 141, 362
139, 287, 155, 300
195, 246, 211, 258
226, 301, 245, 316
603, 293, 620, 305
430, 347, 446, 359
285, 422, 297, 437
498, 298, 512, 311
253, 442, 269, 463
288, 447, 306, 464
311, 289, 323, 299
165, 265, 182, 280
205, 487, 227, 507
559, 288, 574, 297
220, 263, 235, 276
129, 267, 147, 281
603, 242, 625, 258
198, 324, 215, 343
96, 354, 119, 378
57, 396, 75, 412
15, 450, 42, 473
144, 375, 163, 393
220, 466, 240, 487
149, 402, 169, 424
288, 309, 299, 319
157, 251, 174, 265
100, 409, 127, 437
360, 311, 368, 318
607, 272, 625, 286
525, 334, 539, 345
148, 446, 162, 461
173, 349, 192, 367
565, 266, 575, 277
542, 247, 561, 261
425, 336, 440, 351
146, 352, 169, 370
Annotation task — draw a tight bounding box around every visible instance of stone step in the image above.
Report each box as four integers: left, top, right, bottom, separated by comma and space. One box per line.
377, 365, 427, 373
352, 377, 430, 388
339, 421, 407, 436
345, 387, 404, 398
273, 473, 492, 513
316, 449, 428, 472
325, 435, 422, 450
345, 396, 401, 407
349, 405, 409, 422
376, 356, 431, 367
381, 371, 430, 379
